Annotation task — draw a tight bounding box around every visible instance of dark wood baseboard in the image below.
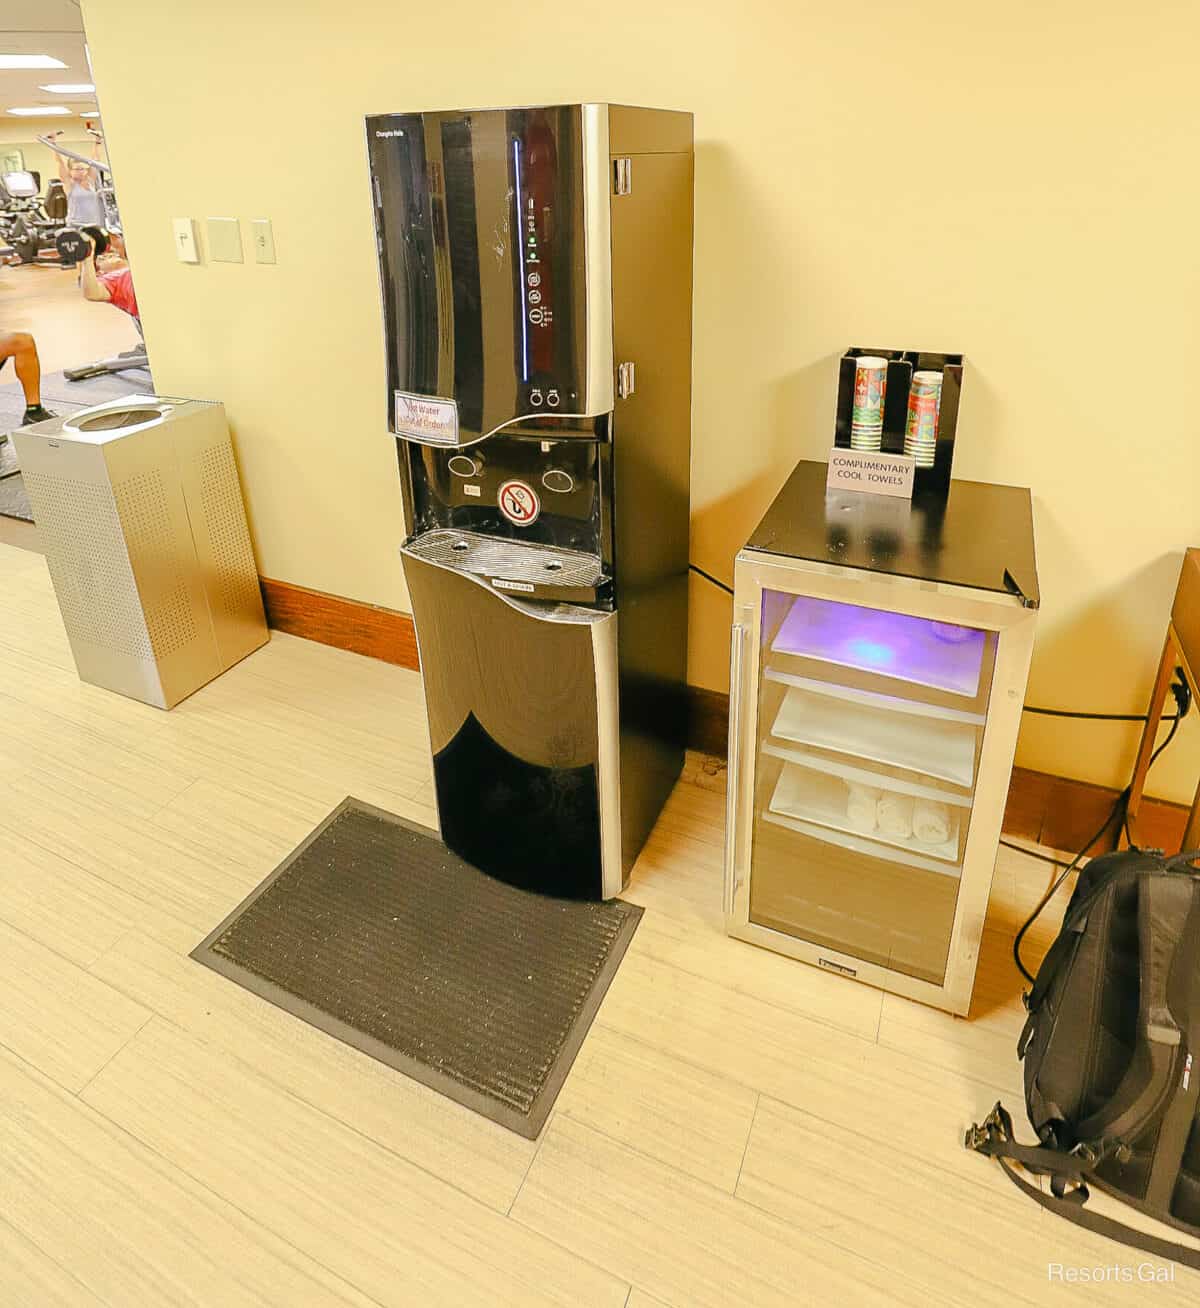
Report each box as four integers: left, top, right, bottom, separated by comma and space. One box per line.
258, 576, 1191, 856
259, 576, 419, 669
1003, 765, 1187, 857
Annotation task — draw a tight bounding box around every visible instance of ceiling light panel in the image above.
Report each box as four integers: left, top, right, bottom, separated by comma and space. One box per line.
0, 55, 67, 70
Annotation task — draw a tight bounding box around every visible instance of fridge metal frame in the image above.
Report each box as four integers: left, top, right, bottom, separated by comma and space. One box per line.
725, 548, 1037, 1015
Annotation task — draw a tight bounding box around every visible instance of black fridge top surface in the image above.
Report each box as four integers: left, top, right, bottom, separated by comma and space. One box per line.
745, 460, 1039, 609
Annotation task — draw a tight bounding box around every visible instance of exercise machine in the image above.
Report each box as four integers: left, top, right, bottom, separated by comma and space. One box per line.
0, 171, 61, 265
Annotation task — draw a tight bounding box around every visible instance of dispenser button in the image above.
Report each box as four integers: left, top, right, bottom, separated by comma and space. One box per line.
448, 455, 478, 477
530, 388, 544, 407
542, 469, 574, 494
546, 389, 561, 408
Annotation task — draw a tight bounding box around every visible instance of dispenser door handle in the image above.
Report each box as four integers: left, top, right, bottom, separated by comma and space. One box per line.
724, 622, 746, 918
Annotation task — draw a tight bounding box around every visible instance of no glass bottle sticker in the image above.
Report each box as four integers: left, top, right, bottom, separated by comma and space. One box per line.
497, 479, 540, 526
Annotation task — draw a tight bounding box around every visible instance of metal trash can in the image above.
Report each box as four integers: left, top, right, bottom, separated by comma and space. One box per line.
14, 395, 268, 708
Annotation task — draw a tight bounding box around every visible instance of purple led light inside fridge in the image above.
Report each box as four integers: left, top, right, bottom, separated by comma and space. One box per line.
770, 595, 985, 698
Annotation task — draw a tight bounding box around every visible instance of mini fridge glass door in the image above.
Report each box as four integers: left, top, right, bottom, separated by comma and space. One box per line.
726, 552, 1036, 1013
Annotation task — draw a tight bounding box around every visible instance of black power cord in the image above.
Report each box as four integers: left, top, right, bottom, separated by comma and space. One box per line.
689, 563, 733, 596
1022, 669, 1191, 723
1008, 698, 1187, 985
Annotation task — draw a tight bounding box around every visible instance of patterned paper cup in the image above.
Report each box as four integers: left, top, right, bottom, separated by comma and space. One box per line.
852, 356, 888, 432
904, 370, 942, 468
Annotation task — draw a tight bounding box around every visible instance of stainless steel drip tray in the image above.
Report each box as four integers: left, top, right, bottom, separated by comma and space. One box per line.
404, 529, 611, 603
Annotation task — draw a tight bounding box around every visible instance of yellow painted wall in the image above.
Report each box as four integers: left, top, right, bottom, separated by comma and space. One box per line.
79, 0, 1200, 803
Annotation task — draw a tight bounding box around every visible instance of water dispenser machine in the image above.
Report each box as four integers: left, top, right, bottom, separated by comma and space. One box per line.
366, 103, 694, 899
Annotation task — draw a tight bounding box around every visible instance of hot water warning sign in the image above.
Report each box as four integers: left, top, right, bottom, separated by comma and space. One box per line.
497, 479, 540, 526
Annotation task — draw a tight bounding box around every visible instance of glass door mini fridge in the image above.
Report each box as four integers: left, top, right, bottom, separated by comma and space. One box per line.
725, 461, 1039, 1014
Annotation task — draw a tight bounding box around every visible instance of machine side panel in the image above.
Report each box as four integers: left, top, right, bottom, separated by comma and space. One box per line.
607, 106, 694, 156
610, 145, 694, 874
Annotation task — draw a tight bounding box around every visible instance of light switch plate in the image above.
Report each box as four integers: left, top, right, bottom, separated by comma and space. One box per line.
172, 217, 199, 263
206, 216, 243, 263
250, 218, 276, 264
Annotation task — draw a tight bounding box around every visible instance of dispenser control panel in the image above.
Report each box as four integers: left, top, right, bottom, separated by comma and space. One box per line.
512, 113, 576, 416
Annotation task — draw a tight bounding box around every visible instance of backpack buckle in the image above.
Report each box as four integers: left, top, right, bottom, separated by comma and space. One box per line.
964, 1102, 1013, 1154
964, 1122, 990, 1152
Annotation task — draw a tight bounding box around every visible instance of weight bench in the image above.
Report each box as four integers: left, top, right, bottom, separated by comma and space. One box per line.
64, 316, 149, 382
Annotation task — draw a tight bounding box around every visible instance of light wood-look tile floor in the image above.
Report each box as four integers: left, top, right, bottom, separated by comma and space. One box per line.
1, 539, 1196, 1305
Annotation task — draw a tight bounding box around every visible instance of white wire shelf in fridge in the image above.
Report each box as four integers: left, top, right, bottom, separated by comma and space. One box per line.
760, 807, 963, 879
771, 685, 977, 788
760, 740, 973, 808
763, 668, 986, 727
767, 764, 961, 864
770, 596, 986, 699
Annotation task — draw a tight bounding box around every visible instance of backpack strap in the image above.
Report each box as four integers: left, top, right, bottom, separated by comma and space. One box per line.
1023, 853, 1147, 1017
992, 1153, 1200, 1273
966, 1102, 1200, 1272
1072, 873, 1193, 1149
964, 1102, 1089, 1178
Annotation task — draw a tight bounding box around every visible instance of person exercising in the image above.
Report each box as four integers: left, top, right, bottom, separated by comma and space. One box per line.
0, 333, 56, 426
47, 129, 106, 228
78, 228, 139, 323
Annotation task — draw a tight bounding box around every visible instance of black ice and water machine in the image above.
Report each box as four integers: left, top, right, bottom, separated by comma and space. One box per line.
366, 103, 694, 900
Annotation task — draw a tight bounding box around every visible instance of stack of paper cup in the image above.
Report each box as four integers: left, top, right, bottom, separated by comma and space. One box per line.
904, 370, 942, 468
851, 356, 887, 451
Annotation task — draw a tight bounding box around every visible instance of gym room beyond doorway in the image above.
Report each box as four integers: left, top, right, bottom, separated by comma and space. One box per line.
0, 0, 149, 535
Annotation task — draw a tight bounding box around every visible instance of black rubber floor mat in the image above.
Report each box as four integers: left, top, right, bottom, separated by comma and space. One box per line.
192, 798, 642, 1138
0, 471, 32, 521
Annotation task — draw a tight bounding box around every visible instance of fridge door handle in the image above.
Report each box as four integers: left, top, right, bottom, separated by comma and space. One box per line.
724, 622, 746, 917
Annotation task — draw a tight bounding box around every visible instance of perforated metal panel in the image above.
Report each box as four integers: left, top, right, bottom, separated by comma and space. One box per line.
196, 441, 262, 624
22, 471, 152, 659
113, 468, 199, 658
13, 398, 268, 709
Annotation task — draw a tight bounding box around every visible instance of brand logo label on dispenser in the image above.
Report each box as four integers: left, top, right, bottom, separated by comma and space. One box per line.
497, 479, 540, 526
393, 391, 458, 445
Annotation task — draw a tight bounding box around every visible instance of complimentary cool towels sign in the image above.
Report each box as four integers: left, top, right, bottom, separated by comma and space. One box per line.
826, 449, 915, 499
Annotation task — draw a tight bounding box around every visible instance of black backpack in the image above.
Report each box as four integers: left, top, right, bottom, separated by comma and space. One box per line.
966, 847, 1200, 1267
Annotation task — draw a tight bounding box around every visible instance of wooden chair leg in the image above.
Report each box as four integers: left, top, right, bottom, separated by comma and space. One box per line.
1123, 630, 1178, 849
1182, 778, 1200, 856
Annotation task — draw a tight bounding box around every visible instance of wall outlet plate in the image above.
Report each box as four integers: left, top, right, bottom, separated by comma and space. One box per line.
250, 218, 276, 264
172, 217, 199, 263
206, 216, 243, 263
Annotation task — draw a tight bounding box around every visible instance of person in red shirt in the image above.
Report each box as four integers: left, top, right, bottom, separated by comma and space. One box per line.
78, 227, 139, 322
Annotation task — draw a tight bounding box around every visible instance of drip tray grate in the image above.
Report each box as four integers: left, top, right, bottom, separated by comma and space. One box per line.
406, 528, 605, 590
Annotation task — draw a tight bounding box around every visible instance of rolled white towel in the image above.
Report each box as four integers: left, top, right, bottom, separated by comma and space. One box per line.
846, 783, 881, 831
876, 791, 914, 839
913, 798, 951, 846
